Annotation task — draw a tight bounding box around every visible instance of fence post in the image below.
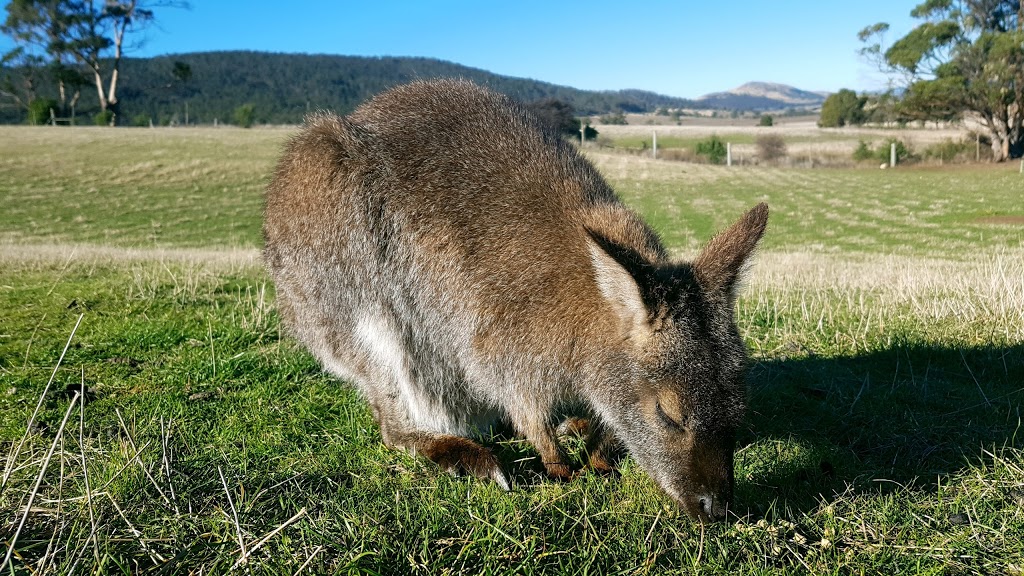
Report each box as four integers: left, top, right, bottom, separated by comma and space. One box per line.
890, 142, 896, 167
652, 130, 657, 159
727, 142, 732, 166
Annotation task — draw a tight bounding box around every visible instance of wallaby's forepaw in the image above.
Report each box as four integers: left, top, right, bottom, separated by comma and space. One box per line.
417, 434, 512, 491
544, 461, 580, 481
586, 452, 618, 476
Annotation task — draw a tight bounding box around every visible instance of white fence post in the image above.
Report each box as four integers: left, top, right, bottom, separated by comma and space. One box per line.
652, 130, 657, 159
890, 142, 896, 167
727, 142, 732, 166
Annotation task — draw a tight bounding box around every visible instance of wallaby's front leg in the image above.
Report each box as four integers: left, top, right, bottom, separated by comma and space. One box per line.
512, 410, 575, 480
584, 424, 621, 474
557, 416, 619, 474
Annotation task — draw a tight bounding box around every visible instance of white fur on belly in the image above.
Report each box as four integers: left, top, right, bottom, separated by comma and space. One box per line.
355, 314, 452, 432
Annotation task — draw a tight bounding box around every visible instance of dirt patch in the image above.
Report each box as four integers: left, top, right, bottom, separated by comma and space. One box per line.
973, 215, 1024, 225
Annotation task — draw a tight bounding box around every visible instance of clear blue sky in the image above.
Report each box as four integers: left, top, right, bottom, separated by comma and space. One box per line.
1, 1, 920, 98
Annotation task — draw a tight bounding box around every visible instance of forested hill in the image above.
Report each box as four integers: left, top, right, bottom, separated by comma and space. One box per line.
3, 51, 700, 125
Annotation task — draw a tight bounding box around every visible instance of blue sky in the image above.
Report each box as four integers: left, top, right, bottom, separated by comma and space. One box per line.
1, 1, 920, 98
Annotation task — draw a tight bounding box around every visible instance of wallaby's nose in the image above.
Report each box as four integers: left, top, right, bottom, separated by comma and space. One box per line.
696, 493, 729, 521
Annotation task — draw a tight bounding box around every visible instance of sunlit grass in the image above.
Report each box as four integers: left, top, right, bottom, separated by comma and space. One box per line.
1, 125, 1023, 574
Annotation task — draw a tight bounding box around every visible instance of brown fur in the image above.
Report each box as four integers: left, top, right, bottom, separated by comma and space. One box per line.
263, 79, 768, 521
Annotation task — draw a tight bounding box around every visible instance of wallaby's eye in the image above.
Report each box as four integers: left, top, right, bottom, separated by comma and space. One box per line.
655, 401, 688, 432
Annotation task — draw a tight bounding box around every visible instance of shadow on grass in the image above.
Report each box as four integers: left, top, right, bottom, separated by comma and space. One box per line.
736, 342, 1024, 517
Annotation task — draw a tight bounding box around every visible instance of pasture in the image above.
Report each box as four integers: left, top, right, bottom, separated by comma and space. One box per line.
1, 124, 1023, 574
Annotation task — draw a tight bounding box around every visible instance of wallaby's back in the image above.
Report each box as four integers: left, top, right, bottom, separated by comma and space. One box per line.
264, 79, 664, 368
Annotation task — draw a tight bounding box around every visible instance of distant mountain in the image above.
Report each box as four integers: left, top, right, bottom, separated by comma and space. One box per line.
0, 51, 701, 124
697, 82, 828, 110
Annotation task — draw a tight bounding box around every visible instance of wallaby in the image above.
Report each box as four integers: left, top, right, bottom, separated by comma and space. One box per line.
263, 79, 768, 521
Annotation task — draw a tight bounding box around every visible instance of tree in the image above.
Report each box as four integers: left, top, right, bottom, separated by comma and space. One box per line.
233, 103, 255, 128
2, 0, 86, 120
758, 114, 774, 126
169, 60, 192, 124
859, 0, 1024, 161
818, 89, 867, 127
2, 0, 187, 125
526, 98, 580, 137
0, 47, 43, 114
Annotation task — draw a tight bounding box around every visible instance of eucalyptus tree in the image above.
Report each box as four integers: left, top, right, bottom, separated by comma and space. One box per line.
2, 0, 187, 124
860, 0, 1024, 161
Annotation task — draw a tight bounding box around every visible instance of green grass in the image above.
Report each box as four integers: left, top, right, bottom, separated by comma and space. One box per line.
2, 126, 1023, 574
0, 126, 288, 247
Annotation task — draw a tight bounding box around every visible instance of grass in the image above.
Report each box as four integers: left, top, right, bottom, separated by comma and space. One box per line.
1, 125, 1023, 574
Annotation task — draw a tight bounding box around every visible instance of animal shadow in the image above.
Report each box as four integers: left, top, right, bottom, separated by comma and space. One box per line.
735, 341, 1024, 517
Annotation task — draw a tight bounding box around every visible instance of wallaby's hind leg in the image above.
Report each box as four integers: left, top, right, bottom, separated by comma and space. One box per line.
386, 430, 511, 490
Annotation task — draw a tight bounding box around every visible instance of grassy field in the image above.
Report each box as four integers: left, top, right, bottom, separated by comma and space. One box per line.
1, 125, 1023, 574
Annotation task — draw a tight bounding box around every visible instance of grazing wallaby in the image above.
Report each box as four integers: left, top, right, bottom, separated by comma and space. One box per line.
263, 79, 768, 521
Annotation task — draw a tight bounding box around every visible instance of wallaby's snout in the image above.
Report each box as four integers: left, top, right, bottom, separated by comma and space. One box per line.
263, 79, 767, 521
686, 434, 736, 522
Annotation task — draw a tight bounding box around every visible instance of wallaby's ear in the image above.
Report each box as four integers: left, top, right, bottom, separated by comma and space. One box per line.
587, 233, 652, 344
693, 203, 768, 299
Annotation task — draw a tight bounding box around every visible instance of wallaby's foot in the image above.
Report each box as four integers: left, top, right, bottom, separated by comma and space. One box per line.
556, 416, 590, 438
543, 461, 578, 481
396, 432, 511, 491
585, 425, 622, 475
585, 452, 615, 474
517, 418, 579, 482
557, 417, 619, 474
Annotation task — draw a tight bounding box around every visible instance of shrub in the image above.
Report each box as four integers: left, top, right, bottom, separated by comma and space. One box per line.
582, 124, 598, 141
598, 111, 627, 125
132, 114, 150, 127
695, 134, 727, 164
756, 134, 787, 162
923, 138, 972, 163
93, 110, 114, 126
234, 104, 256, 128
852, 139, 915, 165
876, 138, 912, 165
28, 98, 58, 125
758, 114, 774, 127
852, 140, 874, 162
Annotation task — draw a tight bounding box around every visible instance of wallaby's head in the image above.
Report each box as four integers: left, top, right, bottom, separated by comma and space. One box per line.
589, 203, 768, 521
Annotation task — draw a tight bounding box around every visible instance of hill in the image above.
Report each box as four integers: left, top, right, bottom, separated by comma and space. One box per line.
0, 51, 702, 125
697, 81, 827, 111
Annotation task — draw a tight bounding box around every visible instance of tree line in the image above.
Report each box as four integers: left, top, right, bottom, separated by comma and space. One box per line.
1, 49, 704, 125
4, 0, 1022, 161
